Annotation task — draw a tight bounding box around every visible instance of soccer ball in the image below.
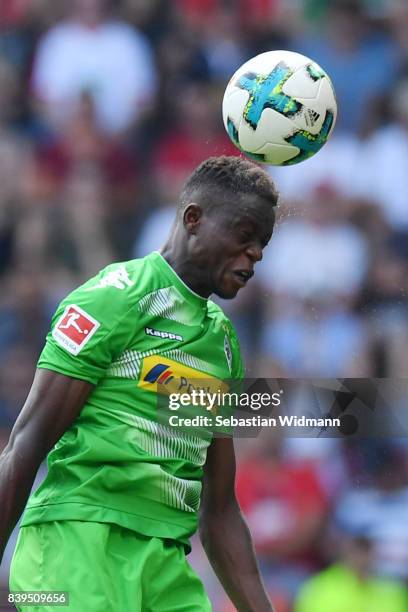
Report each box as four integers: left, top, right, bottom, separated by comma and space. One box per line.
222, 50, 337, 166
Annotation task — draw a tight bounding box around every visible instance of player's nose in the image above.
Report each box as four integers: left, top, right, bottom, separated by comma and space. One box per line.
245, 242, 263, 263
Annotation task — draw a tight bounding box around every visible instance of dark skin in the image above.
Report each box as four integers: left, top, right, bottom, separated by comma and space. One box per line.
0, 370, 93, 563
162, 194, 274, 299
201, 437, 274, 612
0, 194, 275, 612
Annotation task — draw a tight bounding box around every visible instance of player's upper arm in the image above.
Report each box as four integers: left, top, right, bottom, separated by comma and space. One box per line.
201, 436, 238, 516
6, 368, 94, 464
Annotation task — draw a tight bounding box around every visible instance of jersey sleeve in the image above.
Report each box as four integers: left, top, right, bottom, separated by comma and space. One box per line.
38, 264, 138, 384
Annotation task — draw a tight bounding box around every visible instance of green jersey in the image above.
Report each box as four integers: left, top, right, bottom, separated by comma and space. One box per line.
21, 252, 243, 548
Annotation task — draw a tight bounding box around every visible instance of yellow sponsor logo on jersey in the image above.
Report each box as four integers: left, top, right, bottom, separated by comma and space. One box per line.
139, 355, 229, 410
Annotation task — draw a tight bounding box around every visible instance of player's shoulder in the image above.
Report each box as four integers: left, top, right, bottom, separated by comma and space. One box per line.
207, 299, 228, 322
80, 253, 156, 297
207, 299, 232, 325
50, 254, 160, 347
57, 254, 159, 321
207, 301, 244, 378
207, 300, 240, 342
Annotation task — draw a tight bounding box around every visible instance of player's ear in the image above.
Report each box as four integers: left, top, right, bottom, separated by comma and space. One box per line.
183, 203, 203, 235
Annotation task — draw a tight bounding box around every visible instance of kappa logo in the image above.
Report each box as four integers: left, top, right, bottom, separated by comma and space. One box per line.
53, 305, 100, 355
145, 327, 183, 342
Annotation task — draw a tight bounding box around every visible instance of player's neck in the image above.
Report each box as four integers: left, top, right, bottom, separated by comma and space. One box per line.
159, 245, 211, 299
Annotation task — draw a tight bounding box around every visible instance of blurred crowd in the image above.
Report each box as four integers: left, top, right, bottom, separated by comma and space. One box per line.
1, 0, 408, 610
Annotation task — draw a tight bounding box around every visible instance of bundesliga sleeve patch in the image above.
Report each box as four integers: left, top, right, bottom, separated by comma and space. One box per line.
52, 304, 100, 355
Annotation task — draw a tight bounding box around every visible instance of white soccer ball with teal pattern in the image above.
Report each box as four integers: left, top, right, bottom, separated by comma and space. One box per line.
222, 50, 337, 166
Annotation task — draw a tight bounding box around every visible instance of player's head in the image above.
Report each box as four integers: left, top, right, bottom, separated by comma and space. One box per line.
175, 156, 278, 299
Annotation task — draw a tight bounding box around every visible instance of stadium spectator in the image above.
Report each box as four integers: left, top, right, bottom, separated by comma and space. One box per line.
151, 82, 237, 196
235, 432, 328, 603
295, 535, 408, 612
31, 0, 157, 134
296, 0, 402, 134
199, 6, 248, 80
257, 186, 368, 300
0, 345, 37, 428
269, 134, 362, 203
30, 92, 137, 268
334, 444, 408, 581
255, 187, 370, 376
353, 79, 408, 231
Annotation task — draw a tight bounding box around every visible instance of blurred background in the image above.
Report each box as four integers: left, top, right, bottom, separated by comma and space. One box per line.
1, 0, 408, 610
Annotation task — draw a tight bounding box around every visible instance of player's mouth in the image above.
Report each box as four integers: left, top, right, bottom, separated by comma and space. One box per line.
232, 269, 254, 286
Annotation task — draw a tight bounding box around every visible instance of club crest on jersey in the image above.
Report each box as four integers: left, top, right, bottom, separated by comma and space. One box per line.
53, 304, 100, 355
224, 335, 232, 374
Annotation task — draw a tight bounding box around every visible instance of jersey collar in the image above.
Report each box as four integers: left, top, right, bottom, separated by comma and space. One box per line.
152, 251, 208, 312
